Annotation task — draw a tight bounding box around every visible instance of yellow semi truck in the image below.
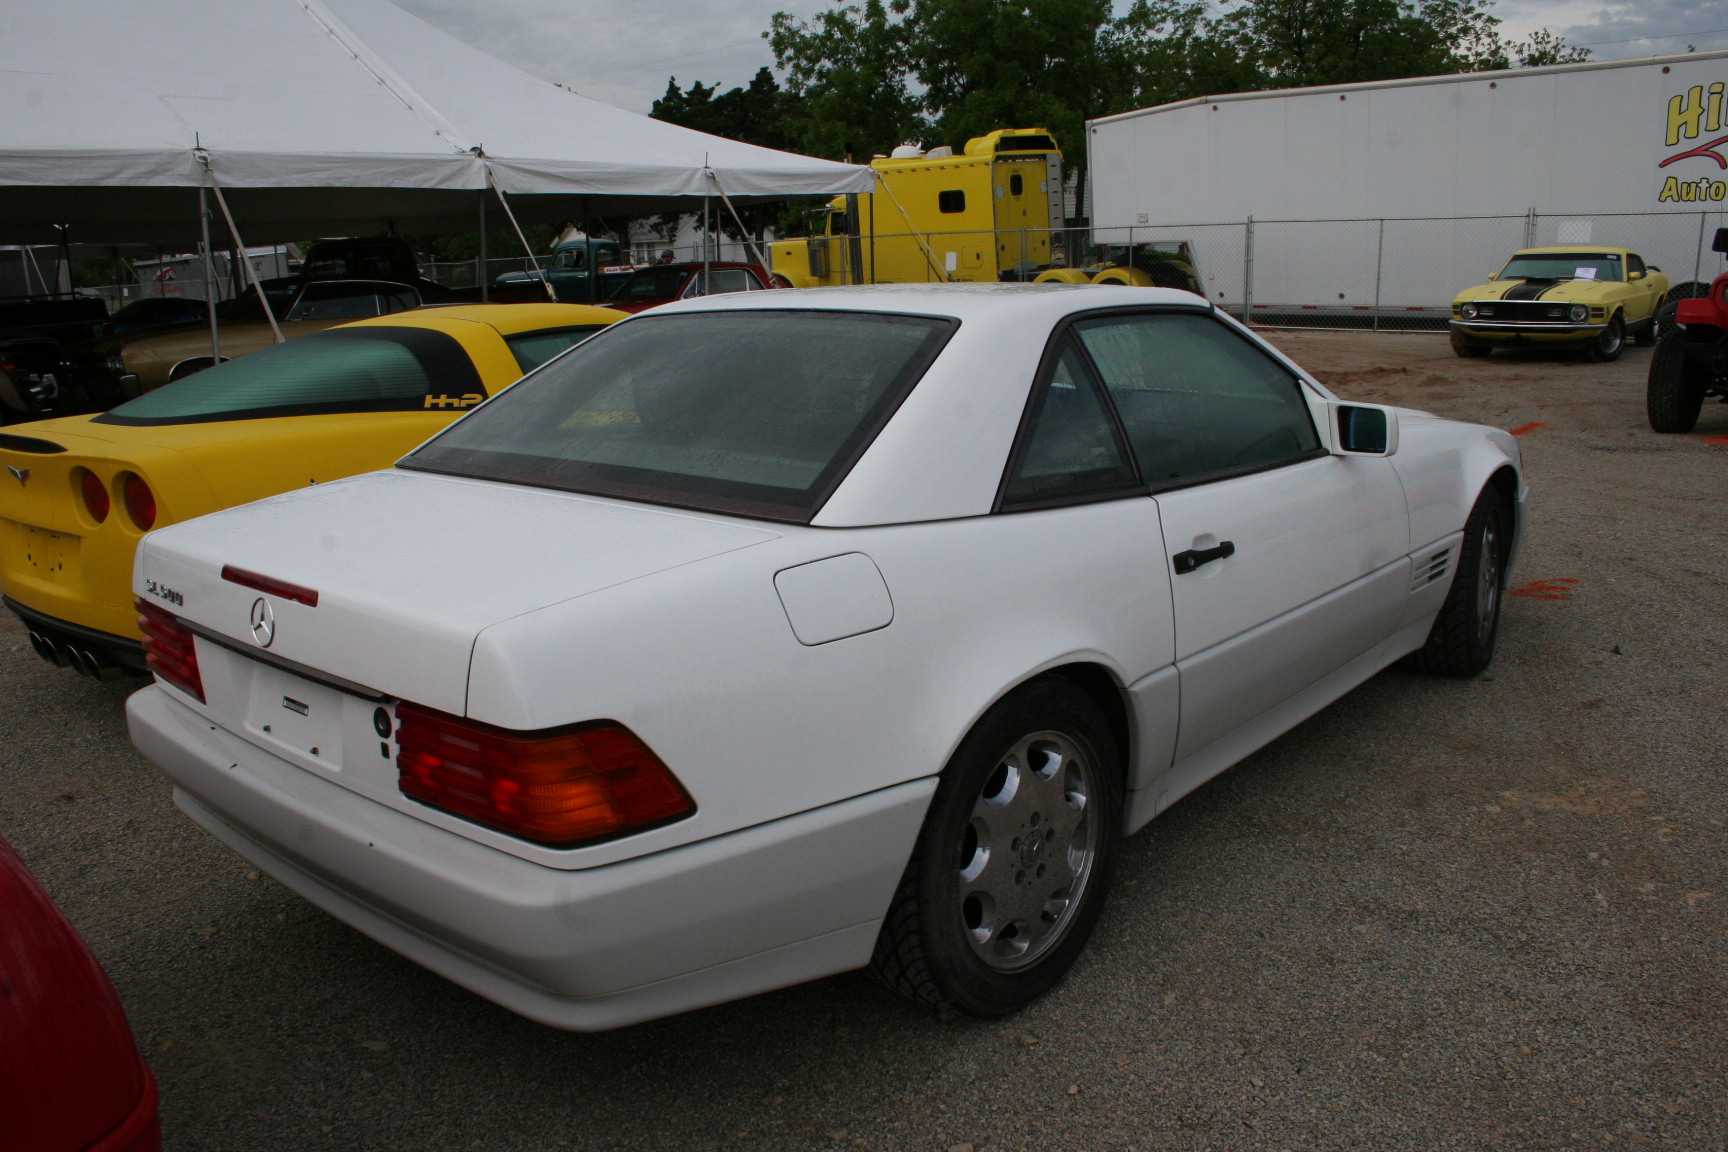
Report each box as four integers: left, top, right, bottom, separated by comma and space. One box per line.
769, 128, 1203, 293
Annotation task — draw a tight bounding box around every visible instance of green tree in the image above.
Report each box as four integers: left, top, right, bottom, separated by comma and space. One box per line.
651, 67, 800, 152
768, 1, 924, 161
650, 67, 810, 244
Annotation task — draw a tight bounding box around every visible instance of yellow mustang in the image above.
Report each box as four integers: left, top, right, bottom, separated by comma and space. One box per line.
0, 302, 625, 676
1450, 247, 1668, 362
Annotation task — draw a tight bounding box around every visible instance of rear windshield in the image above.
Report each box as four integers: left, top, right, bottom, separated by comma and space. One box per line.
504, 325, 609, 373
402, 309, 955, 522
1499, 252, 1625, 283
94, 327, 484, 426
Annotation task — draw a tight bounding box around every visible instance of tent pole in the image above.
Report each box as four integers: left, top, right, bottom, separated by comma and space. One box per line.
484, 166, 554, 302
199, 187, 220, 363
208, 176, 285, 343
478, 191, 489, 303
706, 170, 769, 271
702, 197, 711, 292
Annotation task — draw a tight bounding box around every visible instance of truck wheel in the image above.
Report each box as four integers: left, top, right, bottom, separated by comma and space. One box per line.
869, 677, 1121, 1017
1633, 297, 1664, 346
1090, 266, 1153, 287
1646, 333, 1708, 433
1401, 485, 1509, 677
1449, 330, 1492, 358
1585, 315, 1624, 362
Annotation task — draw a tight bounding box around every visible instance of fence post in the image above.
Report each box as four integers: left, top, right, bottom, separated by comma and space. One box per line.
1696, 211, 1708, 285
1372, 218, 1385, 333
1523, 207, 1537, 249
1242, 216, 1255, 324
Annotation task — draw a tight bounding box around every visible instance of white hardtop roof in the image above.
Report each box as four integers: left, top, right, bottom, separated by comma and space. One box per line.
1090, 48, 1728, 126
0, 0, 872, 243
642, 281, 1214, 324
615, 283, 1231, 528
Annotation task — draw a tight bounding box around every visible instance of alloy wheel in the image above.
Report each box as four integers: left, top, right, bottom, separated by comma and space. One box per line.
955, 729, 1099, 971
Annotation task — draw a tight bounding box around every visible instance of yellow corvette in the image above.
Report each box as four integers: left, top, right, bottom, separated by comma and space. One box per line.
1450, 247, 1668, 362
0, 302, 625, 676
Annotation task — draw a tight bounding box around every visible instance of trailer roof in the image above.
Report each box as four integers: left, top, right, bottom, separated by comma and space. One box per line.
1089, 48, 1728, 127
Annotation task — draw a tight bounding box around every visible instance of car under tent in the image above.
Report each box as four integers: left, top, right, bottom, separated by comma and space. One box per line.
0, 0, 872, 355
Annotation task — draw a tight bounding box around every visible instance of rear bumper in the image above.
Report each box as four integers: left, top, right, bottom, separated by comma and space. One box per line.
126, 685, 934, 1031
4, 595, 146, 675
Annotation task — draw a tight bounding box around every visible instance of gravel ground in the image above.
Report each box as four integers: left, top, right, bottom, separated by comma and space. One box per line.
2, 330, 1724, 1151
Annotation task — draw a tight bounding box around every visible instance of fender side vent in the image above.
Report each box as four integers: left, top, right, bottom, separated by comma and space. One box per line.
0, 433, 67, 454
1413, 548, 1452, 589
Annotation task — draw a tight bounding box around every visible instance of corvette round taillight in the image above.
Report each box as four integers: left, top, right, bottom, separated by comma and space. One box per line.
395, 703, 695, 846
77, 468, 109, 523
120, 472, 156, 530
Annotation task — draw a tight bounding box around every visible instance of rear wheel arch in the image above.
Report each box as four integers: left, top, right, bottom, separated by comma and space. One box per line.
1040, 662, 1132, 777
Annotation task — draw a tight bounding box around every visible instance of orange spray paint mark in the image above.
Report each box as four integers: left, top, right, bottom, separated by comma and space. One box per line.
1703, 435, 1728, 447
1508, 422, 1545, 436
1511, 577, 1579, 601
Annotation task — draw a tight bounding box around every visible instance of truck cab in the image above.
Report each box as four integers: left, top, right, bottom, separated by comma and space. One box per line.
495, 236, 638, 305
771, 129, 1065, 287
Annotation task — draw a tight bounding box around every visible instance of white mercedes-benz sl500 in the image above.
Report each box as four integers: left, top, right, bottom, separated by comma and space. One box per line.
126, 284, 1527, 1031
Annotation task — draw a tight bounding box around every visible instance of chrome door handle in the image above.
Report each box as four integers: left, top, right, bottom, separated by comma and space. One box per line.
1172, 541, 1235, 574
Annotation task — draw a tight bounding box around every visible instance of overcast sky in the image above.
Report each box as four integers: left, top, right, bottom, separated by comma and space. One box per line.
392, 0, 1728, 115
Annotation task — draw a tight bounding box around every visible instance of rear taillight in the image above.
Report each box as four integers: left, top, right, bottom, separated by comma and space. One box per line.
136, 598, 203, 702
120, 472, 156, 530
77, 468, 109, 523
395, 704, 695, 847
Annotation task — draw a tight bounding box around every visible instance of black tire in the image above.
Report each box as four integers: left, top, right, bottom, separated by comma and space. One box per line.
1450, 329, 1492, 358
1633, 296, 1665, 346
1585, 314, 1624, 362
1646, 333, 1708, 433
1401, 487, 1510, 677
1652, 300, 1681, 342
870, 677, 1122, 1017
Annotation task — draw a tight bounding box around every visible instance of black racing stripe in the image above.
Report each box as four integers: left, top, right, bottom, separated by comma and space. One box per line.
1501, 280, 1554, 301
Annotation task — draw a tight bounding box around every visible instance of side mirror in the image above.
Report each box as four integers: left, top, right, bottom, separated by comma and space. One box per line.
1714, 227, 1728, 255
1629, 269, 1644, 281
1328, 401, 1399, 457
1486, 272, 1497, 281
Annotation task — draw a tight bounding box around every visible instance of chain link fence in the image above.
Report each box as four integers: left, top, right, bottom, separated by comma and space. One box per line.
774, 210, 1727, 332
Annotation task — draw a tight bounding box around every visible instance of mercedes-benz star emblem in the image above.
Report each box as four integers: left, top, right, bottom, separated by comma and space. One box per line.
249, 597, 275, 648
5, 465, 27, 486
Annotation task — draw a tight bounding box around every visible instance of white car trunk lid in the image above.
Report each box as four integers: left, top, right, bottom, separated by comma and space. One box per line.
138, 469, 779, 716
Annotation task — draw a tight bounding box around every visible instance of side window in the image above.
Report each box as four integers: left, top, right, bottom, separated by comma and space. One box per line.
505, 325, 608, 373
938, 190, 966, 214
1009, 173, 1024, 196
1073, 312, 1320, 486
1627, 253, 1646, 276
1000, 338, 1140, 508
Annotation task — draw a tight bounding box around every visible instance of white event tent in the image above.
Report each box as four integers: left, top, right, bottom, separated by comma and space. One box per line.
0, 0, 872, 245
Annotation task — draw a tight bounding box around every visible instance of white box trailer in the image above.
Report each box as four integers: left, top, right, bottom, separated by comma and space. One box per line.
1087, 50, 1728, 322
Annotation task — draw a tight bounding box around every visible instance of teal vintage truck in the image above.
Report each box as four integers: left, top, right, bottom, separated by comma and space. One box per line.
494, 235, 641, 305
